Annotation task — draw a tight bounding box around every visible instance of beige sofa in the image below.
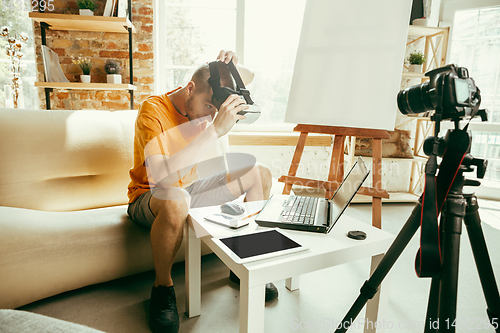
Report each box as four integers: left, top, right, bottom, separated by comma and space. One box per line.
0, 108, 218, 309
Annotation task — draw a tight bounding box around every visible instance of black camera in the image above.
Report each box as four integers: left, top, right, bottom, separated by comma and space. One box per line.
397, 64, 480, 120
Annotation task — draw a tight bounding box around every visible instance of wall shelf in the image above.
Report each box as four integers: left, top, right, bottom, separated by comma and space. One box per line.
35, 82, 136, 91
397, 25, 450, 197
29, 13, 135, 33
407, 25, 449, 38
30, 1, 135, 110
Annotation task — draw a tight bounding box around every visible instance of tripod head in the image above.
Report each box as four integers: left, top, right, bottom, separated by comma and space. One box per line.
423, 121, 488, 189
422, 127, 488, 187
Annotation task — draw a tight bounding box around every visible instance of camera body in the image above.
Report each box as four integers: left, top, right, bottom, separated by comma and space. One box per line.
397, 64, 480, 120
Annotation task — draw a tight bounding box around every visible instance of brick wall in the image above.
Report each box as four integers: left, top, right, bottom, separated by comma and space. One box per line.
33, 0, 153, 110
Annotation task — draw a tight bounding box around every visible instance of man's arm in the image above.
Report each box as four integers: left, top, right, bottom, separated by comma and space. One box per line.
147, 123, 218, 188
148, 94, 248, 188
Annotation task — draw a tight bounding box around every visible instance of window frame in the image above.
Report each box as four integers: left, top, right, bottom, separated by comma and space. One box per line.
153, 0, 303, 136
442, 0, 500, 200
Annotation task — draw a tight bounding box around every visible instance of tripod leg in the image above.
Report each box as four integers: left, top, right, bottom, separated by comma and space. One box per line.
334, 202, 422, 333
424, 214, 446, 333
425, 278, 442, 332
437, 194, 466, 333
464, 194, 500, 332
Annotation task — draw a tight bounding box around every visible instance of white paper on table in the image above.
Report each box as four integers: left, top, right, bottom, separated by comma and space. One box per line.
206, 213, 250, 229
188, 202, 265, 238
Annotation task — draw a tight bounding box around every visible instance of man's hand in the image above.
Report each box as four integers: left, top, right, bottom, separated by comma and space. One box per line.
213, 94, 248, 138
213, 50, 245, 137
217, 50, 238, 65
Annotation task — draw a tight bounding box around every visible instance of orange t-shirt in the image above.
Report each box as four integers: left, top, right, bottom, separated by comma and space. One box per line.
127, 88, 207, 203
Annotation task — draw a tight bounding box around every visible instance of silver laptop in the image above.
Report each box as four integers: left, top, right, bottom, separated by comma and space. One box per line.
255, 157, 370, 233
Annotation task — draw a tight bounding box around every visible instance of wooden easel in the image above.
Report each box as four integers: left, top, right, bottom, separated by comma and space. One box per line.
278, 124, 390, 229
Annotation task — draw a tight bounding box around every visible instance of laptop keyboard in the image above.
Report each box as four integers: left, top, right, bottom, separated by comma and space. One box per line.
279, 196, 318, 225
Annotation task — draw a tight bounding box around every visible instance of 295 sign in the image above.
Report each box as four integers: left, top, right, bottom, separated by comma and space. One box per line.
2, 0, 55, 12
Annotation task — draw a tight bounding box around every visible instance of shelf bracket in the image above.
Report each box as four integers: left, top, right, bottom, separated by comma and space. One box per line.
128, 0, 134, 110
45, 88, 53, 110
40, 22, 50, 46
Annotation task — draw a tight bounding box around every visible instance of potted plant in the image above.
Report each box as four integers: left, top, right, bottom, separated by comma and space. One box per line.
73, 57, 92, 83
407, 51, 426, 73
104, 59, 122, 84
77, 0, 96, 16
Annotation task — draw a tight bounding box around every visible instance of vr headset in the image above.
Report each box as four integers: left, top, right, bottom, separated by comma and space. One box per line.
208, 60, 261, 124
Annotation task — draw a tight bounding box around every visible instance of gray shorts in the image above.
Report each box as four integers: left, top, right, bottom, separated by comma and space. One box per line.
127, 171, 238, 228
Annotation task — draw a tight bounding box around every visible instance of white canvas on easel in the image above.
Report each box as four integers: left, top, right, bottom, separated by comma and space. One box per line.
285, 0, 412, 131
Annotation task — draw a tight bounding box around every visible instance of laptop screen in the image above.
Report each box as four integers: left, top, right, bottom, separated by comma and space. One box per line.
328, 157, 370, 231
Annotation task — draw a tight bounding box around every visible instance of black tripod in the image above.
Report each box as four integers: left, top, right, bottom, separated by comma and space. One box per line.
335, 130, 500, 333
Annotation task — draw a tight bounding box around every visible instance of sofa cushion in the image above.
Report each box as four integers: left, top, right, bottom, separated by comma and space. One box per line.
0, 204, 215, 309
0, 108, 137, 211
0, 309, 105, 332
0, 205, 153, 309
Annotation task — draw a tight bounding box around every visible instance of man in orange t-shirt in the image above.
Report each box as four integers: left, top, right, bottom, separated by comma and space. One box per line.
127, 51, 273, 333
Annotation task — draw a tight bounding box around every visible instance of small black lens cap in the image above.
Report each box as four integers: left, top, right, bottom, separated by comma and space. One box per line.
347, 230, 367, 240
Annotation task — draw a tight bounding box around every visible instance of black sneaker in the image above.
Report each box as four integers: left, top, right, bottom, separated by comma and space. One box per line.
229, 271, 279, 302
149, 285, 180, 333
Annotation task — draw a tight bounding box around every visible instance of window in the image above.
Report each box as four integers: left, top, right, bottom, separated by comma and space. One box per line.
0, 8, 37, 109
155, 0, 307, 131
447, 4, 500, 198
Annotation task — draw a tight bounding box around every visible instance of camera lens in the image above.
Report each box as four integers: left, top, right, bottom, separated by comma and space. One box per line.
397, 81, 434, 114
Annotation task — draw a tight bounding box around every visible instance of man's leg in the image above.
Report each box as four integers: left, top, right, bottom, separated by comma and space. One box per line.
148, 187, 191, 333
149, 187, 191, 287
225, 163, 273, 202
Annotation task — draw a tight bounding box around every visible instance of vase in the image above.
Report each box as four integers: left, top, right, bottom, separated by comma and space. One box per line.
80, 75, 91, 83
79, 9, 94, 16
409, 64, 423, 73
107, 74, 122, 84
4, 85, 14, 108
4, 84, 22, 109
13, 86, 19, 108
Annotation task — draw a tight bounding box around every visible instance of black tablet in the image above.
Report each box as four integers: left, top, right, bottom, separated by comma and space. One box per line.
213, 228, 308, 263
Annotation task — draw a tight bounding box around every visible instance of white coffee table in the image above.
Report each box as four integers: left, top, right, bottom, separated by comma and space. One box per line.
185, 200, 395, 333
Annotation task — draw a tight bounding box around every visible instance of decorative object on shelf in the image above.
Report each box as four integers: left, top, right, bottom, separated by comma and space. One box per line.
117, 0, 128, 17
73, 57, 92, 83
80, 75, 91, 83
409, 0, 424, 26
77, 0, 96, 16
412, 17, 428, 26
1, 26, 28, 108
344, 129, 413, 158
103, 0, 116, 17
41, 46, 70, 83
104, 59, 122, 84
407, 51, 426, 73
